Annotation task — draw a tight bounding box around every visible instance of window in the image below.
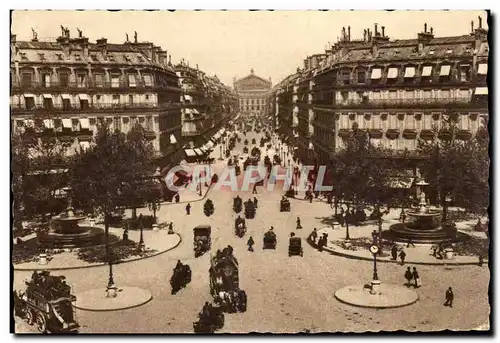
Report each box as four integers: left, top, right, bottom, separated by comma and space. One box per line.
77, 74, 86, 88
42, 73, 51, 88
25, 96, 35, 110
21, 72, 32, 88
59, 73, 69, 87
459, 89, 469, 99
340, 91, 348, 103
405, 90, 414, 99
74, 54, 81, 61
440, 90, 451, 99
143, 74, 153, 87
460, 114, 470, 130
80, 99, 89, 110
371, 91, 381, 101
112, 95, 120, 105
406, 139, 417, 151
94, 73, 104, 87
137, 56, 144, 62
145, 94, 150, 101
406, 115, 415, 130
357, 70, 366, 84
340, 69, 351, 84
388, 91, 398, 100
423, 114, 432, 129
128, 95, 134, 106
423, 90, 432, 99
340, 114, 349, 129
356, 114, 364, 129
20, 53, 28, 61
43, 96, 53, 110
459, 65, 471, 82
111, 75, 120, 88
108, 55, 115, 62
90, 54, 98, 62
56, 53, 64, 61
128, 74, 137, 87
38, 53, 45, 61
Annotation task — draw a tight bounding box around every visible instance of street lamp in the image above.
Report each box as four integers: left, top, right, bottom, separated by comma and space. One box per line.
219, 145, 223, 160
369, 244, 379, 281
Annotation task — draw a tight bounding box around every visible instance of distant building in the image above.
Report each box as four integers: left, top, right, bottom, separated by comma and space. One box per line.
233, 69, 272, 115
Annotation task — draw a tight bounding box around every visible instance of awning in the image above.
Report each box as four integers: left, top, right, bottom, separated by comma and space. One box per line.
80, 118, 90, 129
185, 149, 196, 157
440, 65, 451, 76
422, 66, 433, 77
61, 94, 71, 99
184, 108, 193, 114
212, 133, 221, 140
220, 128, 226, 135
370, 69, 382, 80
478, 63, 488, 75
390, 177, 415, 189
184, 95, 193, 101
62, 119, 72, 129
387, 68, 399, 79
43, 119, 54, 129
199, 147, 208, 153
42, 94, 52, 99
24, 94, 34, 98
80, 141, 90, 150
404, 67, 416, 78
25, 119, 34, 127
169, 134, 177, 144
192, 108, 200, 114
475, 87, 488, 95
206, 140, 214, 148
78, 94, 88, 100
194, 148, 204, 156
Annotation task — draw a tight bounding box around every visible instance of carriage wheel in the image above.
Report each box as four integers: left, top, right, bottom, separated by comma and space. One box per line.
35, 313, 47, 333
25, 309, 34, 325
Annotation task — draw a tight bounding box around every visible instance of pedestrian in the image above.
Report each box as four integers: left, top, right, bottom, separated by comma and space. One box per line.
399, 249, 406, 265
252, 184, 258, 194
186, 203, 191, 215
412, 267, 421, 288
296, 217, 302, 230
407, 238, 415, 248
309, 193, 313, 203
168, 222, 174, 234
478, 254, 484, 267
444, 287, 454, 307
404, 267, 413, 287
253, 197, 258, 208
310, 228, 318, 242
175, 193, 180, 203
391, 244, 398, 260
247, 236, 255, 252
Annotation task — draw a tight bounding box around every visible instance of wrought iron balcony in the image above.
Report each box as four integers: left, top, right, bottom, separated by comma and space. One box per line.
11, 79, 181, 92
315, 97, 478, 110
10, 102, 181, 114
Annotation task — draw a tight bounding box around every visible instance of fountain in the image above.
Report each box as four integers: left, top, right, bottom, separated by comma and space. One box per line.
37, 197, 116, 249
387, 180, 467, 244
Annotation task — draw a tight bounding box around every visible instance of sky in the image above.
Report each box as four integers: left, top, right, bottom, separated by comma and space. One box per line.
11, 10, 488, 87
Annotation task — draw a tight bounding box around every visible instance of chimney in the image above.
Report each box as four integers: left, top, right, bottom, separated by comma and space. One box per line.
348, 26, 351, 41
96, 38, 108, 58
417, 23, 434, 53
363, 29, 367, 41
375, 23, 379, 36
11, 34, 16, 43
471, 20, 474, 34
168, 55, 171, 65
381, 26, 385, 37
303, 58, 309, 70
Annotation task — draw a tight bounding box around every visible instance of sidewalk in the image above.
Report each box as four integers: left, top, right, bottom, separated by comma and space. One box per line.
309, 226, 487, 266
14, 227, 181, 271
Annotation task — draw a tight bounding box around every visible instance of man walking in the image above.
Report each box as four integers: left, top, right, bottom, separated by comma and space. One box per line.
412, 267, 421, 288
404, 267, 413, 287
444, 287, 454, 307
296, 217, 302, 230
391, 244, 398, 261
399, 249, 407, 265
310, 228, 318, 243
247, 236, 255, 252
252, 184, 258, 194
186, 203, 191, 215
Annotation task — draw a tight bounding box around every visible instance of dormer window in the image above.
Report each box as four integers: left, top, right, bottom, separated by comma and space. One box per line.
20, 53, 28, 61
56, 53, 64, 60
137, 55, 144, 62
124, 55, 131, 62
90, 54, 98, 61
38, 53, 45, 61
74, 54, 81, 61
459, 64, 471, 82
108, 55, 115, 62
446, 48, 453, 54
428, 49, 435, 55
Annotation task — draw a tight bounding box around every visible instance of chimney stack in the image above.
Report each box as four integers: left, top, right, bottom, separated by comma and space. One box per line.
168, 55, 171, 65
479, 15, 482, 29
375, 23, 378, 36
303, 58, 309, 70
381, 26, 385, 37
424, 23, 427, 33
96, 38, 108, 58
11, 34, 16, 43
471, 20, 474, 34
348, 26, 351, 41
363, 29, 367, 41
430, 27, 433, 35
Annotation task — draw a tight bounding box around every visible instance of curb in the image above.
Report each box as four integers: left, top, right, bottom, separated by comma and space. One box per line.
334, 291, 420, 309
158, 184, 214, 206
306, 237, 485, 266
13, 233, 183, 272
73, 288, 153, 312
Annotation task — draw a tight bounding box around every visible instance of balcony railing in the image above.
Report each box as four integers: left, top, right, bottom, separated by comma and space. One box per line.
11, 102, 182, 114
314, 97, 478, 109
11, 80, 181, 92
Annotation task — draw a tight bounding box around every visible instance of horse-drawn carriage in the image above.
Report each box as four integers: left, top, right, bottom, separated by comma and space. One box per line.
193, 303, 225, 334
209, 246, 247, 313
170, 262, 192, 295
288, 234, 303, 257
263, 229, 277, 250
243, 146, 249, 154
194, 225, 211, 258
13, 271, 79, 333
233, 196, 243, 213
244, 139, 249, 145
234, 216, 247, 238
280, 197, 291, 212
244, 200, 256, 219
251, 138, 256, 145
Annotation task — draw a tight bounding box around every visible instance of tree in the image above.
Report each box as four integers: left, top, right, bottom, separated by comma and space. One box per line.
418, 119, 489, 221
332, 128, 393, 239
11, 127, 68, 224
68, 124, 152, 289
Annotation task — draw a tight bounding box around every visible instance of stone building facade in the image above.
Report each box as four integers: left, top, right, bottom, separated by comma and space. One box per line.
234, 69, 272, 114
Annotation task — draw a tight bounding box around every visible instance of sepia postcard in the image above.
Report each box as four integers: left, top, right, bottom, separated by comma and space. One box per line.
10, 9, 490, 334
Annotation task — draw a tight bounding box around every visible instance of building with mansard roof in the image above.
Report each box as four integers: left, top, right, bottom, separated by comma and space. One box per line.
270, 18, 489, 172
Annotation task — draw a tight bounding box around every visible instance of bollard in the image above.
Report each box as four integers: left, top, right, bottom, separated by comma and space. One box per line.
370, 280, 381, 295
38, 253, 48, 265
152, 224, 159, 232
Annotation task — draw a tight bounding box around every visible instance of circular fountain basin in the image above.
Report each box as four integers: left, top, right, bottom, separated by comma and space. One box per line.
37, 226, 119, 249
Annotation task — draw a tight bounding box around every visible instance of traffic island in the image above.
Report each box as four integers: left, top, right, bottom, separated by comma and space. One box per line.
334, 283, 418, 309
74, 286, 152, 311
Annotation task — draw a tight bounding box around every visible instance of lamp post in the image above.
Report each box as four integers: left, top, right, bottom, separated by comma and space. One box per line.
219, 145, 223, 160
344, 203, 351, 241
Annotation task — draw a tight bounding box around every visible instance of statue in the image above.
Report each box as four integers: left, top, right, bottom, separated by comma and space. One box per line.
31, 28, 38, 41
77, 28, 82, 38
134, 31, 138, 43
